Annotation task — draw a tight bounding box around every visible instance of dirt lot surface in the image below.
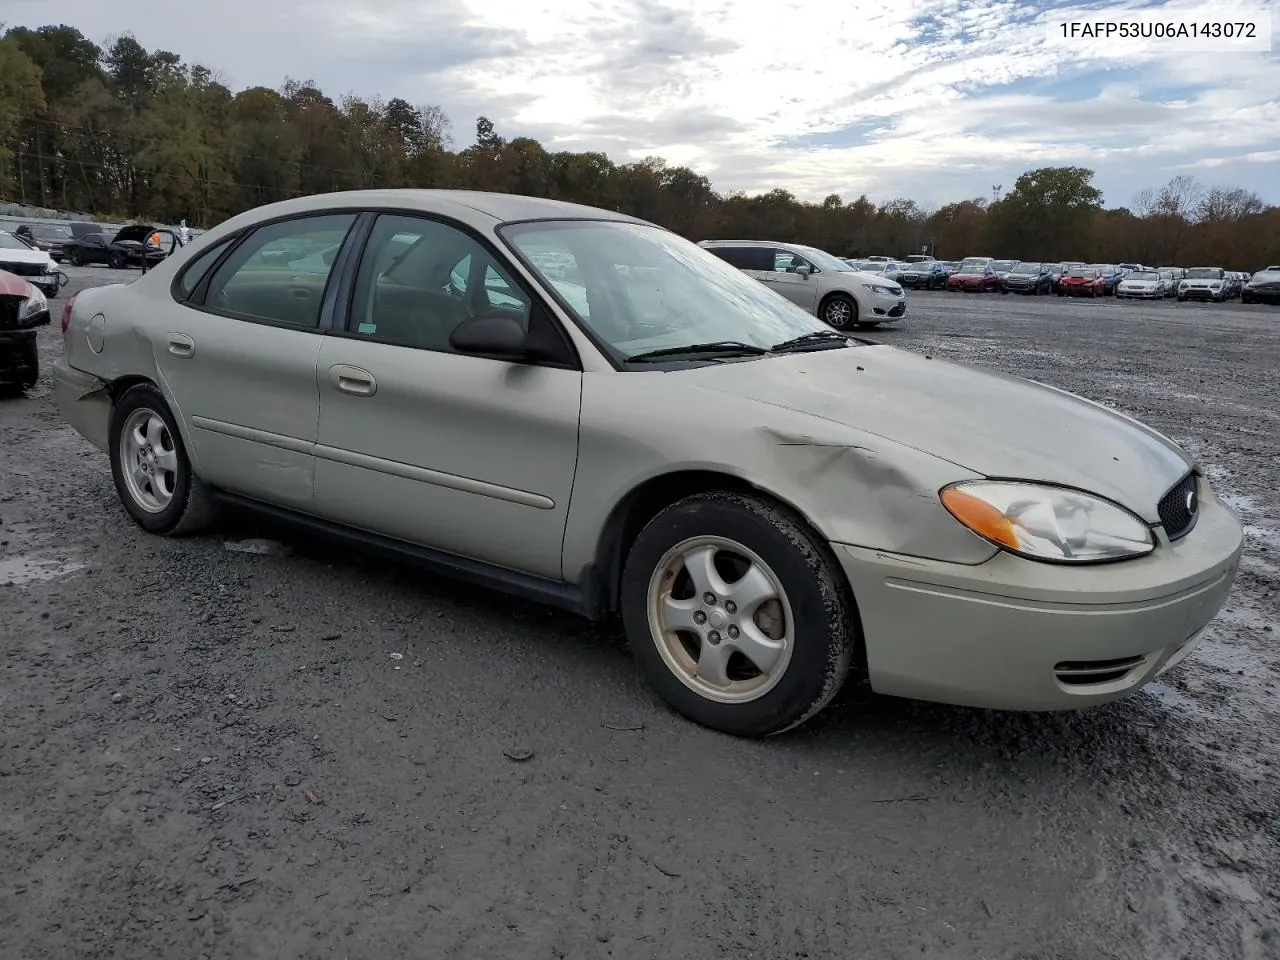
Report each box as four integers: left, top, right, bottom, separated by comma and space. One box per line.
2, 267, 1277, 959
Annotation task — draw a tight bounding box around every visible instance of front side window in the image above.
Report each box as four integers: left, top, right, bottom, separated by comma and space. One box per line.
202, 214, 356, 327
501, 220, 833, 361
348, 214, 531, 350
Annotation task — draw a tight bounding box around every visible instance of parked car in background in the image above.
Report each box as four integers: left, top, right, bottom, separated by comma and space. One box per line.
1116, 270, 1168, 300
1058, 267, 1105, 298
701, 240, 906, 329
47, 188, 1244, 736
1001, 262, 1055, 295
61, 225, 180, 270
1158, 266, 1186, 286
1223, 272, 1244, 299
1156, 270, 1177, 296
1177, 267, 1229, 302
946, 257, 997, 292
850, 260, 906, 283
0, 231, 67, 298
1086, 264, 1123, 295
1241, 268, 1280, 304
14, 222, 73, 262
0, 267, 51, 393
903, 254, 935, 263
988, 260, 1019, 285
899, 260, 951, 290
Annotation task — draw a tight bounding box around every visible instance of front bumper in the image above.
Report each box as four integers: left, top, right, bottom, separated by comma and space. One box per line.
832, 484, 1244, 711
51, 358, 112, 453
1117, 288, 1161, 299
0, 330, 39, 386
866, 294, 906, 322
1180, 288, 1224, 301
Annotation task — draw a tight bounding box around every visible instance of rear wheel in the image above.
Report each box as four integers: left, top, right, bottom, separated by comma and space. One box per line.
108, 384, 216, 536
621, 492, 857, 737
69, 248, 84, 267
108, 251, 124, 270
820, 293, 857, 330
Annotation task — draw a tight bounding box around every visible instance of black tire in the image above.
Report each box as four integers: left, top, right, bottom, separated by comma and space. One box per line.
69, 248, 84, 267
108, 383, 217, 536
108, 251, 124, 270
820, 293, 857, 330
620, 491, 858, 737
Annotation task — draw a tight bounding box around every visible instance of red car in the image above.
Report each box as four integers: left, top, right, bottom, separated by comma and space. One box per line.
946, 258, 998, 292
0, 268, 52, 393
1057, 268, 1105, 298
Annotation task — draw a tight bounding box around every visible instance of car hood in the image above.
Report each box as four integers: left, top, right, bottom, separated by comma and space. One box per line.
0, 248, 51, 267
0, 270, 34, 298
681, 345, 1191, 521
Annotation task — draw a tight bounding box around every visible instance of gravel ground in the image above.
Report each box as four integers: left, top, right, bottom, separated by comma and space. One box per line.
2, 266, 1277, 959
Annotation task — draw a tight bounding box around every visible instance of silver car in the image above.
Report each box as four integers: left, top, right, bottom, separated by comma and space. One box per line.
52, 190, 1244, 737
700, 240, 906, 330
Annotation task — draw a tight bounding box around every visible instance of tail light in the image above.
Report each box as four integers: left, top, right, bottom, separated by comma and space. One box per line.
60, 295, 77, 335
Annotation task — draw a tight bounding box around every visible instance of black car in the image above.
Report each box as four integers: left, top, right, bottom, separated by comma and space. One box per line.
61, 225, 179, 270
1242, 269, 1280, 304
0, 268, 52, 393
1000, 262, 1055, 295
14, 222, 74, 262
898, 260, 951, 290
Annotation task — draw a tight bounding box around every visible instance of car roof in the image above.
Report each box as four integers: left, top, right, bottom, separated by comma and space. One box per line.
214, 189, 654, 234
699, 239, 797, 247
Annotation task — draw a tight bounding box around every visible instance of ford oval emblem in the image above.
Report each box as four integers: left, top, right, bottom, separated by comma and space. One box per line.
1185, 489, 1198, 515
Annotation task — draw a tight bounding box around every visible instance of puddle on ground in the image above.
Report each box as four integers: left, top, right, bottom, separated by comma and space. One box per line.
0, 556, 86, 587
1144, 682, 1196, 711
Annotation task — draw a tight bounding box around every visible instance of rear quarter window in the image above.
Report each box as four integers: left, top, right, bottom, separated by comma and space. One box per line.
175, 239, 234, 300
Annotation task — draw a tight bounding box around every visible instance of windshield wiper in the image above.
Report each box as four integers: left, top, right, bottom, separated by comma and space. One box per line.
770, 330, 853, 353
626, 341, 768, 363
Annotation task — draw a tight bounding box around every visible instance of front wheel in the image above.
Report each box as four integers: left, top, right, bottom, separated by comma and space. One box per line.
820, 293, 857, 330
108, 251, 124, 270
621, 492, 857, 737
108, 384, 217, 536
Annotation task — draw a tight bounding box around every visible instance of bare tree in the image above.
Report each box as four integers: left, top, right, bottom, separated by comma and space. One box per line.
1197, 186, 1264, 223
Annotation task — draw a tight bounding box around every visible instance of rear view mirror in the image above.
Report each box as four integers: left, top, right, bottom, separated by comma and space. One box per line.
449, 314, 527, 358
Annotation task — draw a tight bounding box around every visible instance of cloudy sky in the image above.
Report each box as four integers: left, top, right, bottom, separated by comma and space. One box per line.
10, 0, 1280, 208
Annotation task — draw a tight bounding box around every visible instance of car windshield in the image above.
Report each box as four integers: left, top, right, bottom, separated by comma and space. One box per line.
1185, 267, 1222, 279
1011, 263, 1042, 274
958, 259, 988, 272
990, 260, 1016, 271
1068, 269, 1098, 278
1253, 271, 1280, 280
905, 262, 933, 271
500, 220, 836, 361
1128, 271, 1159, 280
27, 224, 72, 239
0, 232, 33, 251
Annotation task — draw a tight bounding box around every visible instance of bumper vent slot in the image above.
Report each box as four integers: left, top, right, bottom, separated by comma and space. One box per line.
1054, 655, 1146, 686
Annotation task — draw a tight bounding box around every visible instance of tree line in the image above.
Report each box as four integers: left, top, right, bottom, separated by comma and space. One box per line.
2, 24, 1277, 268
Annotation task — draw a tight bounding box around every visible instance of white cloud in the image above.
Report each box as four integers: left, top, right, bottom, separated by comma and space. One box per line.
12, 0, 1280, 206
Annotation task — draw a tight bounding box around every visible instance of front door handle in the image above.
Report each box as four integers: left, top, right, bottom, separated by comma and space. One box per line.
329, 364, 376, 397
167, 333, 195, 358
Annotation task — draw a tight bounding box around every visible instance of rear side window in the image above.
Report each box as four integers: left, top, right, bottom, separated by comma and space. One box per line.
175, 239, 233, 299
705, 245, 772, 271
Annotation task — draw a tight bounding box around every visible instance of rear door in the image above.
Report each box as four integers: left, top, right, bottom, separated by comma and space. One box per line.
159, 212, 360, 508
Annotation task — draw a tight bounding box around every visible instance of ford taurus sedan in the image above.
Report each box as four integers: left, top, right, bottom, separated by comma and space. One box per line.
52, 189, 1244, 737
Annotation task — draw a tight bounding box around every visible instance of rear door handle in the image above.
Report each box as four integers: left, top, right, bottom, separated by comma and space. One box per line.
167, 334, 195, 358
329, 364, 376, 397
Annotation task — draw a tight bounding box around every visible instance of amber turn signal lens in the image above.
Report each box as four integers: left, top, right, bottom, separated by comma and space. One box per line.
940, 486, 1020, 549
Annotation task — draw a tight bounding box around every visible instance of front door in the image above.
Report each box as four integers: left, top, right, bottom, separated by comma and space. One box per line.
312, 212, 582, 581
764, 249, 819, 312
160, 212, 360, 508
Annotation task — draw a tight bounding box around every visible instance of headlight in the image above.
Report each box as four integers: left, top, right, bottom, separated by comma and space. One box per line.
18, 286, 47, 321
860, 283, 893, 294
939, 481, 1155, 563
1209, 282, 1221, 289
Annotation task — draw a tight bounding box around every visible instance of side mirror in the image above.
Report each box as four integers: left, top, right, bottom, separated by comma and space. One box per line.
449, 314, 527, 358
794, 264, 812, 276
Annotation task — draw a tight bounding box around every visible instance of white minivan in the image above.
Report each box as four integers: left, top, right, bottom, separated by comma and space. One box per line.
698, 239, 906, 330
